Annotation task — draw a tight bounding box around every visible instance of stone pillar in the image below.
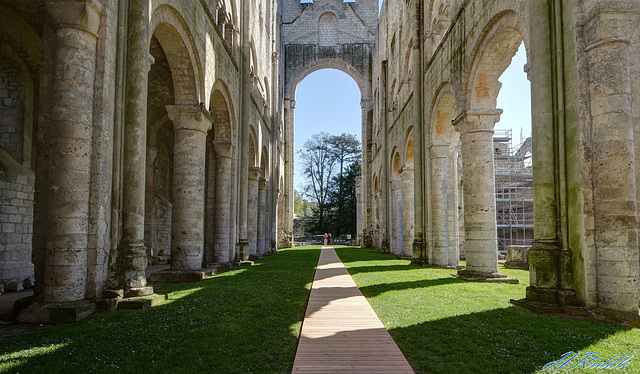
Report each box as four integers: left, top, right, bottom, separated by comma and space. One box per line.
247, 167, 261, 260
390, 177, 403, 255
356, 176, 363, 245
447, 141, 461, 267
144, 145, 157, 260
118, 0, 151, 291
42, 0, 101, 303
400, 167, 414, 258
430, 143, 449, 267
167, 105, 212, 271
411, 0, 425, 264
455, 110, 514, 281
583, 7, 639, 314
213, 141, 233, 264
257, 177, 267, 257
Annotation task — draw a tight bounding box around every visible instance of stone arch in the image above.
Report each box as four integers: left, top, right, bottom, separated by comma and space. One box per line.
318, 12, 339, 46
404, 126, 414, 167
403, 39, 413, 81
210, 79, 235, 142
391, 148, 401, 175
0, 42, 35, 168
248, 126, 258, 167
466, 10, 529, 110
260, 146, 269, 177
287, 59, 369, 103
430, 82, 458, 142
150, 5, 202, 105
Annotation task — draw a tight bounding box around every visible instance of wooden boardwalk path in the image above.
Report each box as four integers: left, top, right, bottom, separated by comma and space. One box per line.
292, 246, 414, 374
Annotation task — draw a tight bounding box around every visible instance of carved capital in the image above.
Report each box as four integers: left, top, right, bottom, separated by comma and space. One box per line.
453, 109, 502, 135
213, 141, 233, 158
429, 142, 450, 159
45, 0, 103, 37
249, 166, 262, 181
166, 105, 213, 133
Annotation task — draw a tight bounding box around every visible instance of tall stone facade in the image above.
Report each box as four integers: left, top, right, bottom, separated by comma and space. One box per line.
0, 0, 283, 323
372, 0, 640, 321
0, 0, 638, 324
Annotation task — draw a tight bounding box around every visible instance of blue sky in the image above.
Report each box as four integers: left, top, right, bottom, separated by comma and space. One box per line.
294, 39, 531, 191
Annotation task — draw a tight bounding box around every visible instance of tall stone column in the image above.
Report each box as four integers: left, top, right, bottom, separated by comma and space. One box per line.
247, 167, 261, 260
118, 0, 152, 292
144, 145, 157, 260
39, 0, 102, 303
430, 143, 449, 267
455, 110, 515, 282
213, 141, 233, 264
257, 177, 268, 257
167, 105, 212, 271
447, 141, 461, 267
390, 177, 403, 256
356, 176, 363, 246
400, 167, 414, 258
583, 5, 639, 315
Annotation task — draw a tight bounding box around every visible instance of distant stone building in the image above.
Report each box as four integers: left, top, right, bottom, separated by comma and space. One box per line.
0, 0, 638, 323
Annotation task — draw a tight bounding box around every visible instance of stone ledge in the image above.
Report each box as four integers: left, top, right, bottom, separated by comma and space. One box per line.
117, 294, 166, 310
16, 300, 96, 324
504, 261, 528, 269
147, 268, 218, 284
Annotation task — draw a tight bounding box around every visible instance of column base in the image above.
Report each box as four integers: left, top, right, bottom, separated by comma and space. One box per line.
124, 286, 154, 298
147, 268, 218, 283
454, 269, 519, 284
117, 294, 166, 310
16, 300, 96, 324
511, 298, 640, 326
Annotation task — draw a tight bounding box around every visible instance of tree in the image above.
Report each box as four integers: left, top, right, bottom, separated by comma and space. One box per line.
299, 132, 361, 235
326, 133, 361, 227
294, 189, 305, 217
299, 132, 336, 231
328, 160, 361, 235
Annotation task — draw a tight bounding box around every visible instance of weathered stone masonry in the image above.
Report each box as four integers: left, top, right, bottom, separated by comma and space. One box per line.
0, 0, 638, 324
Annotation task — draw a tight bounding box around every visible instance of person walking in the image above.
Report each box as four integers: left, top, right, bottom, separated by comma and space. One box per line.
323, 233, 328, 246
328, 233, 332, 245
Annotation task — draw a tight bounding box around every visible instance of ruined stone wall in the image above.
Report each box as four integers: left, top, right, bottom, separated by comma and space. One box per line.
0, 159, 34, 292
374, 0, 640, 318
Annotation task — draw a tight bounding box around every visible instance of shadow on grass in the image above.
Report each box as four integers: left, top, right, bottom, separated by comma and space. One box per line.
389, 306, 629, 374
358, 277, 462, 298
0, 246, 322, 374
333, 247, 637, 374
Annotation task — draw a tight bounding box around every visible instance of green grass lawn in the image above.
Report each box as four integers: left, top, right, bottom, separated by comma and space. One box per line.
0, 246, 321, 374
334, 246, 640, 374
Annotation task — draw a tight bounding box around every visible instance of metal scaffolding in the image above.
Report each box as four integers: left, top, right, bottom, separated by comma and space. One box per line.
493, 129, 534, 254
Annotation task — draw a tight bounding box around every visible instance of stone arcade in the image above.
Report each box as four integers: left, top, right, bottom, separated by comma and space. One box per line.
0, 0, 638, 323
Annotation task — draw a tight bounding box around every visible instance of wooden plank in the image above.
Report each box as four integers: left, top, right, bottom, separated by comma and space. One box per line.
292, 246, 415, 373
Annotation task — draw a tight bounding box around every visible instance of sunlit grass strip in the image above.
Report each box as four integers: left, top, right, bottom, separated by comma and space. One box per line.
334, 246, 640, 374
0, 246, 321, 374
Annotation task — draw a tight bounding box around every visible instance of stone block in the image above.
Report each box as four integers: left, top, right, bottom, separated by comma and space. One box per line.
5, 279, 23, 292
505, 245, 530, 269
117, 294, 165, 310
17, 301, 96, 323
